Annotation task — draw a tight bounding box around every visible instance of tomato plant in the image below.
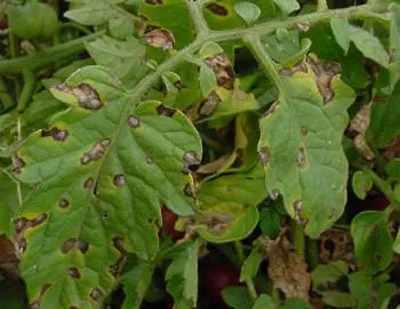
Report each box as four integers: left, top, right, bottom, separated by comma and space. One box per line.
0, 0, 399, 308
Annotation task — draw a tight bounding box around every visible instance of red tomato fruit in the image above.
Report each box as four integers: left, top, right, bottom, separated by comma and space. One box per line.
161, 207, 185, 241
364, 196, 390, 211
0, 20, 7, 30
202, 263, 240, 303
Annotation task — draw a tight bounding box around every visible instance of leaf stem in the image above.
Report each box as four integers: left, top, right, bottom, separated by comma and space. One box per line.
234, 241, 258, 302
291, 220, 306, 258
361, 167, 397, 203
0, 30, 105, 75
185, 0, 210, 37
307, 238, 320, 270
17, 70, 36, 112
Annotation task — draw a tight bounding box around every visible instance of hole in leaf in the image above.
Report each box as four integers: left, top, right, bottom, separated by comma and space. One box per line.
205, 3, 229, 15
68, 267, 81, 279
156, 104, 176, 117
41, 127, 69, 141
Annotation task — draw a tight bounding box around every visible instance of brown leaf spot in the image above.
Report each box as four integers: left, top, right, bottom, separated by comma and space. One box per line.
80, 138, 111, 165
350, 103, 371, 135
301, 127, 308, 136
128, 115, 140, 128
205, 3, 228, 15
90, 288, 102, 301
12, 153, 25, 174
145, 28, 175, 50
183, 151, 200, 174
146, 156, 153, 164
84, 177, 95, 190
54, 83, 103, 110
354, 134, 375, 161
198, 91, 221, 116
19, 237, 27, 254
308, 59, 340, 103
58, 199, 69, 209
263, 236, 311, 301
68, 267, 81, 279
41, 127, 69, 141
15, 218, 29, 234
258, 147, 270, 165
40, 284, 51, 296
77, 240, 89, 254
156, 104, 176, 117
184, 183, 194, 197
61, 238, 76, 254
381, 136, 400, 160
113, 174, 126, 188
109, 256, 125, 278
31, 301, 40, 309
204, 53, 235, 90
198, 213, 233, 236
297, 147, 307, 168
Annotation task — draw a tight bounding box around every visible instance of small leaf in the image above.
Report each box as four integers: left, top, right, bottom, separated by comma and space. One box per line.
240, 246, 263, 282
108, 14, 133, 39
199, 64, 218, 97
321, 291, 357, 308
352, 171, 373, 200
350, 25, 390, 68
351, 211, 393, 273
282, 298, 312, 309
330, 17, 351, 53
252, 294, 276, 309
165, 241, 200, 308
311, 261, 348, 291
222, 287, 253, 309
121, 258, 154, 309
273, 0, 300, 14
385, 158, 400, 179
234, 2, 261, 25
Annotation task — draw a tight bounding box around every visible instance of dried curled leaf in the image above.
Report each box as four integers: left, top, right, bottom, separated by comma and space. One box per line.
260, 235, 311, 301
319, 228, 355, 266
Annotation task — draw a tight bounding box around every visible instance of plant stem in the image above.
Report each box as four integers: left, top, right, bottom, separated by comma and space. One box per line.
234, 241, 258, 302
0, 31, 105, 75
291, 220, 306, 258
307, 238, 320, 270
17, 70, 36, 112
186, 0, 210, 37
361, 167, 397, 203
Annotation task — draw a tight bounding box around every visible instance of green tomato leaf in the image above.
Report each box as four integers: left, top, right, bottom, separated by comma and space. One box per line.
349, 25, 390, 68
385, 158, 400, 179
85, 36, 148, 84
165, 241, 200, 309
259, 202, 284, 239
234, 2, 261, 25
222, 287, 253, 309
351, 211, 393, 273
348, 272, 373, 309
321, 291, 357, 308
139, 0, 195, 49
378, 282, 397, 308
252, 294, 276, 309
64, 1, 116, 25
121, 258, 154, 309
367, 84, 400, 149
282, 298, 311, 309
258, 62, 356, 237
108, 14, 133, 39
14, 66, 202, 308
330, 17, 351, 53
273, 0, 300, 14
351, 171, 373, 200
311, 261, 349, 291
199, 64, 218, 98
240, 246, 263, 282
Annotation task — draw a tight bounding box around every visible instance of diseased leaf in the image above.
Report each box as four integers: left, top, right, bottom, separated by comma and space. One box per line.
349, 25, 390, 68
14, 66, 202, 308
234, 2, 261, 25
330, 18, 351, 53
311, 260, 348, 291
273, 0, 300, 14
252, 294, 276, 309
199, 64, 218, 98
352, 171, 373, 200
258, 59, 355, 237
240, 246, 263, 282
121, 258, 154, 309
64, 1, 116, 25
222, 286, 253, 309
165, 240, 200, 308
108, 14, 133, 39
351, 211, 393, 273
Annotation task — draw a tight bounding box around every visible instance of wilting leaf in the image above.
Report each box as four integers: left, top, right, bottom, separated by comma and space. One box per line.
351, 171, 373, 200
262, 236, 311, 301
222, 287, 253, 309
121, 258, 154, 309
351, 211, 393, 273
330, 18, 351, 54
14, 66, 202, 308
164, 240, 200, 308
258, 59, 355, 237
